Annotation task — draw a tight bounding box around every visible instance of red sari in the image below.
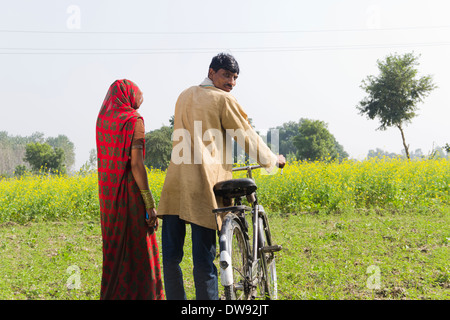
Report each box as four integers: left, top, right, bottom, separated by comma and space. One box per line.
96, 79, 164, 300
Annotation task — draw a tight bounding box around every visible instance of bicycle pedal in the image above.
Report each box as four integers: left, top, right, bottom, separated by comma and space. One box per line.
261, 245, 282, 253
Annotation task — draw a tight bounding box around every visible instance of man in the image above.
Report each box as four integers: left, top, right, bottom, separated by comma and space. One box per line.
157, 53, 286, 300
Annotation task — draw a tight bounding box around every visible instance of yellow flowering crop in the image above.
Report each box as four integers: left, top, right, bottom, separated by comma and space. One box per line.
0, 158, 449, 223
248, 157, 450, 214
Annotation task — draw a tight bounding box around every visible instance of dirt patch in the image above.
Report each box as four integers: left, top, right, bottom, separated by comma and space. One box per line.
0, 221, 19, 228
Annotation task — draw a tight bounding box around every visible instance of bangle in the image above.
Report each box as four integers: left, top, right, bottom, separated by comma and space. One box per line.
140, 189, 155, 209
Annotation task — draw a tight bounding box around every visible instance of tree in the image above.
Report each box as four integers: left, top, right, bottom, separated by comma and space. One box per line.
0, 131, 75, 176
358, 52, 437, 159
144, 126, 173, 170
293, 119, 348, 161
14, 164, 28, 177
79, 148, 97, 174
266, 121, 302, 160
46, 135, 76, 172
24, 142, 66, 174
444, 143, 450, 153
368, 148, 399, 159
410, 148, 424, 160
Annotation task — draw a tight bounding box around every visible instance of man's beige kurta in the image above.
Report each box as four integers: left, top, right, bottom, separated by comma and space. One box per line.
157, 80, 278, 230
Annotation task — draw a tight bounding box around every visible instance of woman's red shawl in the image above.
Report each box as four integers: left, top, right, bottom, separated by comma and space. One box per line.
96, 79, 164, 300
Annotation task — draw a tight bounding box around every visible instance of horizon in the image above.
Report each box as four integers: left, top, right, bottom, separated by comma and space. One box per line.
1, 1, 449, 169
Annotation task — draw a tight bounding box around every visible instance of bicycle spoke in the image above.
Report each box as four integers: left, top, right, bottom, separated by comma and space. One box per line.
232, 266, 246, 279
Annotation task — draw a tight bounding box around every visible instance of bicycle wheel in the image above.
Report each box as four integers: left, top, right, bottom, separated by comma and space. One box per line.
258, 215, 278, 300
219, 213, 250, 300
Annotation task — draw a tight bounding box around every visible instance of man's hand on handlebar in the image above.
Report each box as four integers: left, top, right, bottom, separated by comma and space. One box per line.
276, 154, 286, 169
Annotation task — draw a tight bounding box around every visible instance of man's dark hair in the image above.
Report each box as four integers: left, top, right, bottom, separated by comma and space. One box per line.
209, 53, 240, 74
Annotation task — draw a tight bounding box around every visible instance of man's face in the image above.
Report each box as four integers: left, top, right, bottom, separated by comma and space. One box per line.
209, 68, 238, 92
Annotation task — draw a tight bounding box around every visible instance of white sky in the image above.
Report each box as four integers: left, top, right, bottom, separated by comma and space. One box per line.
1, 0, 449, 169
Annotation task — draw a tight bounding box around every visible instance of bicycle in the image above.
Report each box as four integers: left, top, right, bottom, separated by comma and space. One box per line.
212, 165, 282, 300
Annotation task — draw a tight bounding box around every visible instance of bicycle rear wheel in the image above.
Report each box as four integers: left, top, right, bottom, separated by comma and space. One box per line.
219, 213, 250, 300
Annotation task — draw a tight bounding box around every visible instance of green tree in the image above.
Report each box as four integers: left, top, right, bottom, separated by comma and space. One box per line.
144, 126, 173, 171
79, 148, 97, 175
293, 119, 348, 161
266, 121, 302, 160
0, 131, 75, 176
358, 52, 437, 159
46, 135, 75, 172
368, 148, 397, 159
444, 143, 450, 153
14, 164, 28, 177
24, 142, 66, 174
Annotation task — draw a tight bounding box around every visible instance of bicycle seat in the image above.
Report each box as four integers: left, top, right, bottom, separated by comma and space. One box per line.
213, 178, 257, 199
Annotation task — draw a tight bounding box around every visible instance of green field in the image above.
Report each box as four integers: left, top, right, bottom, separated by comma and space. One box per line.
0, 158, 449, 299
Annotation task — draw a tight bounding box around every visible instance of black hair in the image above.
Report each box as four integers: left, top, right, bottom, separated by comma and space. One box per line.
209, 53, 240, 74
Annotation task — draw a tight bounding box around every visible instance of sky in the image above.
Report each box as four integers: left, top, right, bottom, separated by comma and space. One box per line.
1, 0, 449, 170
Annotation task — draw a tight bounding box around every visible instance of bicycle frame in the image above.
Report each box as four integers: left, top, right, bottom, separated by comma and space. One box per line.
232, 165, 281, 298
231, 165, 262, 264
215, 164, 281, 299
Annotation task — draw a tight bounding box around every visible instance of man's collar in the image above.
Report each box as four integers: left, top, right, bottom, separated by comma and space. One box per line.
200, 77, 214, 87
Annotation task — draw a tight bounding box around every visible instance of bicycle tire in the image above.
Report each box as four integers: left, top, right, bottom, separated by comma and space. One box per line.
258, 215, 278, 300
219, 213, 251, 300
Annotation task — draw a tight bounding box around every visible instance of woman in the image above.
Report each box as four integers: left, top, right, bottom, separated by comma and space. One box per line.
96, 79, 164, 300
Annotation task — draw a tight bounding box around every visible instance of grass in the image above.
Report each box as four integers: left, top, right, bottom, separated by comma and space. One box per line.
0, 206, 448, 300
0, 220, 102, 299
0, 158, 448, 299
272, 207, 450, 300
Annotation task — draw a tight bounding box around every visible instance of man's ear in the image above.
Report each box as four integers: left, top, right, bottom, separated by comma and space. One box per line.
208, 68, 215, 80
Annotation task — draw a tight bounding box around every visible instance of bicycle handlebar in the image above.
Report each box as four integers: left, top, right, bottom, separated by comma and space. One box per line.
232, 164, 283, 177
232, 165, 263, 172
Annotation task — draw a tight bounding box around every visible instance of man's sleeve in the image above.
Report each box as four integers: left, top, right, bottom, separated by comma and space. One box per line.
220, 96, 278, 173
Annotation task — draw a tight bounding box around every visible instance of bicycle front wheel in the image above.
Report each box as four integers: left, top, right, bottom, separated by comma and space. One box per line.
219, 213, 250, 300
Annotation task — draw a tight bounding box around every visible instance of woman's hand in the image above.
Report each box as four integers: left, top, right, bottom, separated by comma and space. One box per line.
145, 207, 159, 231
